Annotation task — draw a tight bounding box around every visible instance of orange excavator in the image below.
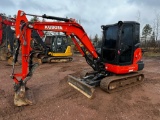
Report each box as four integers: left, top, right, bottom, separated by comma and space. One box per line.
0, 14, 17, 65
11, 10, 144, 106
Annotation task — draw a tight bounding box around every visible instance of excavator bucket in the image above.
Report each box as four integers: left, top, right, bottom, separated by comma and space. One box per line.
14, 63, 38, 106
68, 75, 95, 98
14, 85, 35, 106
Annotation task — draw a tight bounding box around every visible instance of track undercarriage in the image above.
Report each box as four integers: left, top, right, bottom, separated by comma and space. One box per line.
100, 72, 144, 93
32, 52, 73, 64
68, 71, 144, 98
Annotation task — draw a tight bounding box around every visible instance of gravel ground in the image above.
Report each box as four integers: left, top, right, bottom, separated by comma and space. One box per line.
0, 55, 160, 120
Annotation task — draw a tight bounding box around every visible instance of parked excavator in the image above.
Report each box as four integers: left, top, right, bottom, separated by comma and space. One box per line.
32, 32, 73, 64
0, 14, 17, 65
11, 10, 144, 106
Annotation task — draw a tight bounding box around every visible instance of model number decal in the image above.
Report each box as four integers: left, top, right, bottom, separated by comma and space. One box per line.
45, 26, 63, 30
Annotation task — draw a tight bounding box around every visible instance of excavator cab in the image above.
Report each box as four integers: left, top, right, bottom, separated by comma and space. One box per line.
46, 35, 70, 53
101, 21, 140, 65
100, 21, 144, 75
45, 34, 72, 55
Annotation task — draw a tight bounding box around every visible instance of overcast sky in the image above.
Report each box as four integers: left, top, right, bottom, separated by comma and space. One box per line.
0, 0, 159, 37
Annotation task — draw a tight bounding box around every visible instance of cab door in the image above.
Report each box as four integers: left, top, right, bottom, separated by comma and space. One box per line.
102, 25, 119, 64
118, 24, 134, 65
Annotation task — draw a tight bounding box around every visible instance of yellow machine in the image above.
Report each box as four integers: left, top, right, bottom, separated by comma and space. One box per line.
48, 46, 72, 57
35, 33, 73, 63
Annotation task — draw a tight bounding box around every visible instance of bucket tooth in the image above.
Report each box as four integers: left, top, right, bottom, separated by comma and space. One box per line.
68, 75, 95, 99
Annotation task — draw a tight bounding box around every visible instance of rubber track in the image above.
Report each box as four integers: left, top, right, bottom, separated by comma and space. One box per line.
100, 72, 144, 93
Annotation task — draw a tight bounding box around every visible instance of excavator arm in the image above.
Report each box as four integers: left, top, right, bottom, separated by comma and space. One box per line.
16, 11, 98, 57
12, 10, 102, 106
13, 10, 102, 80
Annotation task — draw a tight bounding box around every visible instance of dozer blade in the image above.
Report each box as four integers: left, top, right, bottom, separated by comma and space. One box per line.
100, 72, 144, 93
68, 75, 95, 99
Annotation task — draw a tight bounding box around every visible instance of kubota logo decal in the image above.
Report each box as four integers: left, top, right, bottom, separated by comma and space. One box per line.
45, 26, 63, 30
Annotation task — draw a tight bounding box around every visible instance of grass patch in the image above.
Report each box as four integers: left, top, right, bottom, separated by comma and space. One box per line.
143, 52, 160, 57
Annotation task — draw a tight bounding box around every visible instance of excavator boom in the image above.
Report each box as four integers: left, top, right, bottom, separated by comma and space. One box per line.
11, 10, 101, 106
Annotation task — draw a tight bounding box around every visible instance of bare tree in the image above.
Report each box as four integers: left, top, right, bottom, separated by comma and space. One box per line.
150, 31, 156, 49
13, 14, 16, 19
154, 11, 160, 41
142, 24, 152, 49
93, 34, 99, 47
89, 35, 92, 41
8, 15, 11, 18
136, 10, 141, 22
152, 11, 160, 51
30, 16, 39, 22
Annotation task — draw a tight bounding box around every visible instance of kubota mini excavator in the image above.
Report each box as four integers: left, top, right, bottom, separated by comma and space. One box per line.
11, 10, 144, 106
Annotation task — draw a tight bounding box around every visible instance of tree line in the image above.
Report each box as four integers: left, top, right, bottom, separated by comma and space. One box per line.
141, 23, 160, 52
4, 13, 160, 52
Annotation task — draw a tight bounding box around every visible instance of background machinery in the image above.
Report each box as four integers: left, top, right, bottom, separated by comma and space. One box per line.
45, 33, 72, 58
32, 32, 73, 64
0, 14, 16, 65
11, 10, 144, 106
0, 13, 72, 66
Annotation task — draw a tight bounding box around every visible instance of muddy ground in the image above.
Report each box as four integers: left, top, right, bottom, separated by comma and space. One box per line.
0, 55, 160, 120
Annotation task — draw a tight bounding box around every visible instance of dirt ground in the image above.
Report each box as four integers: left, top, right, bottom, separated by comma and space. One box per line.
0, 55, 160, 120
